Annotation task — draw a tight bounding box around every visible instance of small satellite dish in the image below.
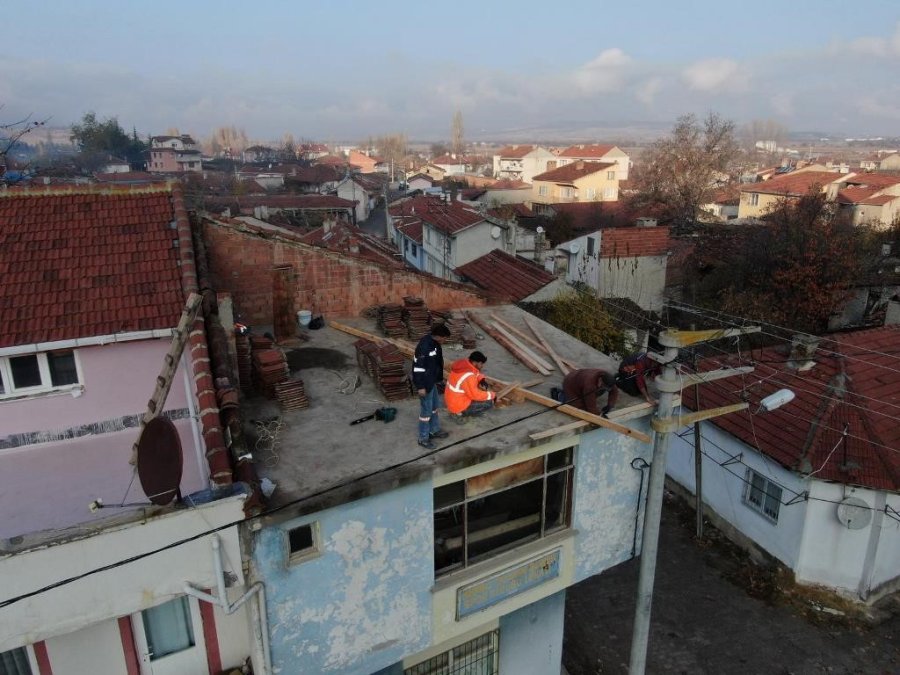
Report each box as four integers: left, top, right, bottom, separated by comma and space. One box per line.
536, 226, 544, 234
569, 243, 580, 253
490, 225, 502, 239
137, 417, 183, 506
835, 496, 872, 530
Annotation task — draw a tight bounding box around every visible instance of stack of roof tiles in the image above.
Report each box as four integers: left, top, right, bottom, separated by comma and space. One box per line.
377, 303, 406, 338
402, 296, 431, 340
273, 377, 309, 411
251, 349, 289, 398
354, 339, 412, 401
430, 310, 476, 348
235, 333, 253, 393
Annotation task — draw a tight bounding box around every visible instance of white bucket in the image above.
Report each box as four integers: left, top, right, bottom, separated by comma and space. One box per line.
297, 310, 312, 328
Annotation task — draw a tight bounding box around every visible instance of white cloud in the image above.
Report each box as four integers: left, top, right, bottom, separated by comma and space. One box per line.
849, 22, 900, 57
635, 77, 664, 105
681, 58, 748, 92
856, 93, 900, 120
572, 48, 633, 93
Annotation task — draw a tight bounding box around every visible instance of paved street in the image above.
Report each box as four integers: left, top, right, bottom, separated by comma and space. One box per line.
563, 492, 900, 675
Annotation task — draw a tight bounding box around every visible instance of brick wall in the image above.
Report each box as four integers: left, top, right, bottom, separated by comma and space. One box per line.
201, 219, 489, 326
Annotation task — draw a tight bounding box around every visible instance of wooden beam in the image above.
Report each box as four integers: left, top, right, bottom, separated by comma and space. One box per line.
494, 381, 521, 400
523, 315, 570, 375
489, 321, 555, 372
491, 314, 548, 355
466, 312, 551, 375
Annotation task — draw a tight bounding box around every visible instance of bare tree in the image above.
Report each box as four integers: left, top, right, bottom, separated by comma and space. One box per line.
628, 112, 738, 230
451, 110, 464, 156
204, 126, 249, 157
374, 133, 408, 179
1, 107, 48, 172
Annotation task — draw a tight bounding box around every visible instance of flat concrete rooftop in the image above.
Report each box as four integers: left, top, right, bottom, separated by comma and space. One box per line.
242, 305, 649, 521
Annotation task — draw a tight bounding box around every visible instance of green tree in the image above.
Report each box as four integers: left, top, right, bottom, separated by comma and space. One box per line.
629, 112, 737, 230
70, 111, 146, 168
521, 290, 630, 355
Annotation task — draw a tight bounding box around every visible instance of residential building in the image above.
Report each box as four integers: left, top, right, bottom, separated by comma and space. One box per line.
204, 194, 356, 224
299, 143, 330, 161
737, 170, 847, 219
388, 195, 513, 281
475, 179, 533, 206
456, 249, 568, 302
431, 154, 467, 176
285, 164, 344, 194
242, 145, 277, 163
0, 184, 260, 674
556, 144, 631, 180
836, 173, 900, 228
348, 150, 385, 174
879, 153, 900, 171
492, 145, 557, 183
337, 173, 390, 222
406, 173, 436, 192
556, 222, 670, 312
148, 134, 203, 173
531, 161, 619, 208
191, 218, 662, 674
668, 329, 900, 603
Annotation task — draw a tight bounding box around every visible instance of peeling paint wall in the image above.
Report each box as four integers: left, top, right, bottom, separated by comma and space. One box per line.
254, 483, 434, 675
573, 422, 653, 582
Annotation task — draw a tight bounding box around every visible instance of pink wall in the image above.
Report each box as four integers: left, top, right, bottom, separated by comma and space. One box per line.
0, 340, 208, 539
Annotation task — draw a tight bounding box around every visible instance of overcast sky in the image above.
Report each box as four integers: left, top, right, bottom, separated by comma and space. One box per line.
3, 1, 899, 143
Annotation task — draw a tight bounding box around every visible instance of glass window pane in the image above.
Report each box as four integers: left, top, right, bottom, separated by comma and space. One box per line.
748, 472, 765, 508
434, 482, 464, 510
48, 351, 78, 386
545, 470, 571, 532
547, 448, 573, 472
0, 647, 33, 675
467, 480, 542, 563
0, 370, 5, 395
142, 596, 195, 660
434, 505, 464, 574
10, 356, 41, 389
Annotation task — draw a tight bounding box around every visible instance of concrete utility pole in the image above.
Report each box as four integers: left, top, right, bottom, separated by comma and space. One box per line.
628, 328, 759, 675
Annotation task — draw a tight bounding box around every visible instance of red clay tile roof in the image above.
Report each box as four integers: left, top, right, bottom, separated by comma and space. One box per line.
837, 186, 899, 206
496, 145, 535, 159
488, 203, 534, 220
93, 171, 159, 183
314, 155, 350, 166
456, 249, 556, 301
843, 173, 900, 189
395, 220, 423, 244
739, 171, 841, 196
0, 185, 186, 347
287, 164, 343, 184
533, 161, 614, 184
300, 222, 405, 268
489, 179, 531, 190
686, 326, 900, 492
559, 144, 617, 159
407, 173, 434, 184
432, 155, 466, 165
206, 194, 356, 213
389, 195, 485, 235
600, 226, 670, 258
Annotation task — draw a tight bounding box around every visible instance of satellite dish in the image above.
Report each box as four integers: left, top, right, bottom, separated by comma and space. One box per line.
835, 496, 872, 530
490, 225, 502, 239
536, 226, 544, 233
137, 417, 183, 505
569, 243, 581, 253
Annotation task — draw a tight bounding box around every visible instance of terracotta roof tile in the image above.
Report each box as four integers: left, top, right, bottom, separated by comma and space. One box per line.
496, 145, 536, 159
559, 144, 617, 159
0, 186, 185, 347
456, 249, 556, 301
739, 171, 841, 196
389, 196, 484, 235
687, 326, 900, 492
600, 227, 670, 258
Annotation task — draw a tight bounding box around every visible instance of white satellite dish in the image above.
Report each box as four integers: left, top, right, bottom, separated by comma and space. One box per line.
536, 226, 544, 233
490, 226, 502, 239
836, 496, 872, 530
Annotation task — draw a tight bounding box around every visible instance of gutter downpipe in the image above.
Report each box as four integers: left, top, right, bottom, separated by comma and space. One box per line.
183, 535, 272, 675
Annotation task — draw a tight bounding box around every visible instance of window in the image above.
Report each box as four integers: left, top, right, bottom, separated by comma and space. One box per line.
433, 448, 574, 576
586, 237, 595, 256
405, 630, 498, 675
560, 187, 572, 198
538, 185, 548, 197
585, 188, 596, 200
426, 227, 432, 244
603, 187, 615, 199
0, 350, 80, 398
0, 647, 33, 675
750, 193, 760, 207
286, 522, 320, 564
607, 170, 616, 180
142, 597, 195, 660
411, 243, 418, 256
744, 469, 782, 522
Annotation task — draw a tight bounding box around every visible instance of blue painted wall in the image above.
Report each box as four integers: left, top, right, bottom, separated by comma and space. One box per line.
253, 483, 434, 675
572, 421, 652, 582
498, 590, 566, 675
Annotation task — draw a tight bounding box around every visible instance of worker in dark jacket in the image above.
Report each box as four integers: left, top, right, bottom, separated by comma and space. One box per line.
413, 323, 451, 449
616, 352, 660, 405
559, 368, 619, 417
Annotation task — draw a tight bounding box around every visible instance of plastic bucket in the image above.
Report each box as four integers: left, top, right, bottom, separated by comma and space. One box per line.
297, 310, 312, 328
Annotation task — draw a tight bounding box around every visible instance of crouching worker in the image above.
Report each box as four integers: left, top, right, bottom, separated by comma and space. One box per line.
558, 368, 618, 417
617, 352, 660, 405
445, 351, 495, 422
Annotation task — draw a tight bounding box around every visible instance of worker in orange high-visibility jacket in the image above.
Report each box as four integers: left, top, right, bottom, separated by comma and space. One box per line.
445, 351, 495, 420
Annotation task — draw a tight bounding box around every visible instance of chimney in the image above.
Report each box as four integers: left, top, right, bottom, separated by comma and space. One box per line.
787, 335, 819, 371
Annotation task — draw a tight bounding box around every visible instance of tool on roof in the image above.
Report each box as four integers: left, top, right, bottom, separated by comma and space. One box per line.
349, 406, 398, 425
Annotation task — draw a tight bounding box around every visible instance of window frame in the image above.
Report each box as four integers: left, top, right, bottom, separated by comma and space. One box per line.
607, 170, 616, 180
0, 350, 83, 400
743, 468, 782, 523
749, 193, 760, 207
433, 447, 575, 577
284, 521, 321, 566
538, 185, 548, 197
404, 629, 499, 675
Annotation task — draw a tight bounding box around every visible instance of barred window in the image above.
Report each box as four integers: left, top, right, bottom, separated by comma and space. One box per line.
405, 630, 499, 675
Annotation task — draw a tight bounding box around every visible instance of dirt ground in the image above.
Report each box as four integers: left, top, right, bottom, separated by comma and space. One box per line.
563, 491, 900, 675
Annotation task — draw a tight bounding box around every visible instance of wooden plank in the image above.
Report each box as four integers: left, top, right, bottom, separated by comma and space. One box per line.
494, 381, 521, 400
527, 401, 661, 442
466, 312, 551, 375
489, 321, 555, 372
529, 420, 589, 441
523, 315, 570, 375
329, 320, 651, 443
491, 314, 549, 355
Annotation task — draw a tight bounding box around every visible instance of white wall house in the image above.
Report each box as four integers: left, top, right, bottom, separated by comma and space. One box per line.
493, 146, 558, 184
668, 328, 900, 603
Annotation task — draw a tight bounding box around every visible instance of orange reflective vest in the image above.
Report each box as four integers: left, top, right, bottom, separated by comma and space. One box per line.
444, 358, 495, 414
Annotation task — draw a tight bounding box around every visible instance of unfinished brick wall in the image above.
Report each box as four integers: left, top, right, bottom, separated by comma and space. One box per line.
201, 219, 489, 326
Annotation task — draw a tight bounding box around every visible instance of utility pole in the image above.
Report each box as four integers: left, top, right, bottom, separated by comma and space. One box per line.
628, 327, 758, 675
